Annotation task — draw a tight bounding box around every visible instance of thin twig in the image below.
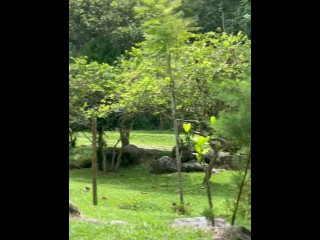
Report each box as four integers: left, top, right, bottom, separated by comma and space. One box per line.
82, 131, 92, 143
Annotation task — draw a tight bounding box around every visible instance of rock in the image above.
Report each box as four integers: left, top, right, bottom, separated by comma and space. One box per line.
69, 161, 81, 170
171, 217, 251, 240
78, 158, 92, 168
172, 147, 195, 163
211, 168, 220, 174
150, 156, 177, 173
171, 217, 231, 229
69, 158, 91, 169
181, 160, 207, 172
213, 225, 251, 240
69, 200, 80, 215
151, 158, 210, 174
203, 150, 235, 169
121, 144, 142, 165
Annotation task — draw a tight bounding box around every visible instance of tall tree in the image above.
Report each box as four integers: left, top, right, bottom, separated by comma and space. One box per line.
134, 0, 197, 211
69, 56, 116, 139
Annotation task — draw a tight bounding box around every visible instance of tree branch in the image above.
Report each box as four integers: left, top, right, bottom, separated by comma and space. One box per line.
82, 131, 92, 143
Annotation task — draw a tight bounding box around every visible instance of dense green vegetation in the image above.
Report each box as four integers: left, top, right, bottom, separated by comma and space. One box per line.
69, 0, 251, 237
69, 0, 250, 64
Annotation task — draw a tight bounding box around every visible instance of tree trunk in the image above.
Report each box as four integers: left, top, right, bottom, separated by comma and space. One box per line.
119, 128, 130, 147
231, 148, 251, 225
168, 50, 184, 209
92, 116, 98, 206
114, 148, 123, 171
203, 138, 228, 183
97, 128, 107, 173
159, 116, 164, 130
221, 1, 227, 32
102, 144, 107, 173
203, 164, 215, 226
203, 148, 219, 183
111, 139, 121, 171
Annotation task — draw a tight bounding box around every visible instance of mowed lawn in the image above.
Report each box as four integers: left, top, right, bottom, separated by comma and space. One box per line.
76, 130, 176, 150
69, 131, 251, 239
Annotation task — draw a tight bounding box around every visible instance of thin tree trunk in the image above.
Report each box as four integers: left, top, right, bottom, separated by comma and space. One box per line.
102, 143, 107, 173
159, 116, 164, 130
221, 1, 227, 32
168, 50, 184, 209
92, 116, 98, 206
203, 164, 215, 226
82, 131, 92, 143
203, 138, 228, 183
118, 115, 136, 148
203, 148, 219, 183
97, 128, 107, 173
119, 127, 130, 147
111, 139, 121, 171
231, 148, 251, 225
114, 148, 122, 171
204, 167, 213, 209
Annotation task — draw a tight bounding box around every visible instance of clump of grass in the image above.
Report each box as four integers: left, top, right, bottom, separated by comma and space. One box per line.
202, 208, 215, 225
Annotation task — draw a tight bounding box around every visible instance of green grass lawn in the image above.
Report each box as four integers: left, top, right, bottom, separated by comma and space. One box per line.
70, 130, 251, 239
76, 130, 176, 150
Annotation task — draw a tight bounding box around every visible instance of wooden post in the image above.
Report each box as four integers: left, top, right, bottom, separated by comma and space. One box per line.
92, 116, 98, 205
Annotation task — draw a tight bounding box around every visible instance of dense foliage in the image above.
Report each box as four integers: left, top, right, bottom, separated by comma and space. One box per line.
69, 0, 251, 65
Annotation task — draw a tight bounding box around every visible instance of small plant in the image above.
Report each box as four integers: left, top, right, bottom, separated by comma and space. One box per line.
182, 122, 215, 225
172, 202, 187, 215
202, 208, 215, 225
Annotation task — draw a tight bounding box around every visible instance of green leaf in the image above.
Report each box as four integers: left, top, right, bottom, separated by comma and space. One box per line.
197, 136, 205, 147
210, 116, 216, 125
202, 148, 211, 154
191, 136, 198, 144
197, 136, 210, 147
196, 154, 202, 162
183, 123, 191, 133
195, 144, 202, 154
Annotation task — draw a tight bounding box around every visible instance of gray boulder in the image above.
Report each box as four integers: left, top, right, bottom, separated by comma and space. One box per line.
69, 200, 80, 215
69, 158, 91, 170
213, 225, 251, 240
171, 217, 251, 240
203, 150, 234, 169
171, 147, 195, 162
181, 160, 207, 172
171, 217, 231, 229
121, 144, 142, 166
151, 158, 213, 174
150, 156, 177, 173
